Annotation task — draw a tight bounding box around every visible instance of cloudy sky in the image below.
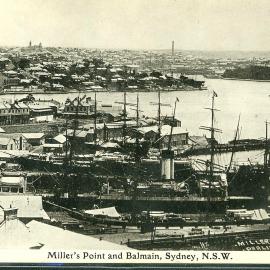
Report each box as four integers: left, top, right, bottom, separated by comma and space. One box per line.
0, 0, 270, 50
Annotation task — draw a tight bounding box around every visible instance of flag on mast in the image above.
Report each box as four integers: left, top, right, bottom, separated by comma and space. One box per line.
213, 91, 218, 97
176, 97, 179, 102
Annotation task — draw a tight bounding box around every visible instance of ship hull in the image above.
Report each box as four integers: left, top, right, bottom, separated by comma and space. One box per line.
15, 156, 191, 180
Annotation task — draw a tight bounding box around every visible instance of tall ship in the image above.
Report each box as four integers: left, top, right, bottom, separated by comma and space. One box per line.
91, 91, 228, 213
40, 91, 231, 216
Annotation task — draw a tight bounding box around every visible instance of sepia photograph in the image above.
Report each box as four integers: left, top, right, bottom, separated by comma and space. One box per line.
0, 0, 270, 266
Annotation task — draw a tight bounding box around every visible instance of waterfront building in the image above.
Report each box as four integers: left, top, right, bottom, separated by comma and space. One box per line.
132, 124, 188, 151
0, 101, 30, 125
63, 96, 95, 118
28, 103, 55, 122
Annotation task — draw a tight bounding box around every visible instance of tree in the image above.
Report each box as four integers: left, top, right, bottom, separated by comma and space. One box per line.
83, 59, 90, 69
92, 58, 104, 69
17, 58, 31, 69
150, 70, 162, 78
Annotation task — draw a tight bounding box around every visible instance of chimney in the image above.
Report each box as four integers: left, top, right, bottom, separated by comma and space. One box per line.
172, 41, 175, 57
4, 208, 18, 221
161, 150, 174, 180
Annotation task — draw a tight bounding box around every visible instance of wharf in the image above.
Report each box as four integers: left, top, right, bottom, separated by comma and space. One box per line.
182, 141, 265, 156
126, 224, 270, 250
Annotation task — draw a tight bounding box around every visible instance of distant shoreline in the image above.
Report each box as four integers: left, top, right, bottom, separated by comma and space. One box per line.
0, 88, 207, 95
222, 77, 270, 82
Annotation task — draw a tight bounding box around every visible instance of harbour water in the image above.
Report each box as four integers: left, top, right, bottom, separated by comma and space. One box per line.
2, 78, 270, 166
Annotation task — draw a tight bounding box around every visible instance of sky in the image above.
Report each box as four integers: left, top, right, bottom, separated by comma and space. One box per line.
0, 0, 270, 51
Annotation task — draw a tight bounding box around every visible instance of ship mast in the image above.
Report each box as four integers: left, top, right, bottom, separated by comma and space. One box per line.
135, 93, 140, 163
115, 92, 138, 147
94, 92, 97, 145
263, 121, 270, 207
158, 89, 161, 150
264, 121, 270, 169
227, 115, 241, 173
200, 91, 221, 201
129, 93, 143, 162
69, 96, 81, 166
123, 91, 127, 144
64, 118, 68, 165
209, 93, 215, 183
150, 89, 171, 151
168, 97, 179, 151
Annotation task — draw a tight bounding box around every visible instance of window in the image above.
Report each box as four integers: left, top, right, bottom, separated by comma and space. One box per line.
10, 187, 18, 193
2, 187, 9, 192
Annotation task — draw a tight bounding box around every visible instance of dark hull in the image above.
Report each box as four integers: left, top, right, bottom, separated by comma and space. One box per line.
16, 156, 191, 180
46, 195, 228, 214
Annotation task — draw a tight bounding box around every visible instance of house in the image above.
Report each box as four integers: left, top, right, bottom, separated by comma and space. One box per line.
133, 124, 188, 151
0, 137, 15, 150
63, 96, 95, 118
4, 77, 20, 87
43, 133, 68, 153
28, 103, 55, 122
0, 174, 26, 194
43, 143, 64, 154
22, 133, 45, 146
52, 134, 67, 144
0, 101, 30, 125
101, 123, 125, 141
0, 195, 49, 223
159, 125, 188, 150
66, 129, 88, 142
82, 120, 140, 143
0, 208, 40, 249
66, 129, 89, 153
0, 133, 29, 150
161, 116, 181, 127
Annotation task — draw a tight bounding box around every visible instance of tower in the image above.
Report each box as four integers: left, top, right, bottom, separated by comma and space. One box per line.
172, 40, 174, 57
29, 40, 32, 47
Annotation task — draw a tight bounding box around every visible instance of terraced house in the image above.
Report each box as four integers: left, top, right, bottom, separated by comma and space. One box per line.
0, 101, 30, 125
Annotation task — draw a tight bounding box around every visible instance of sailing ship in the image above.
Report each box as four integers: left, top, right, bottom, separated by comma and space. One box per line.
93, 91, 229, 214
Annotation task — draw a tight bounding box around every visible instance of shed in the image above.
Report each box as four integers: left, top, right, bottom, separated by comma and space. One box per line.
84, 206, 121, 218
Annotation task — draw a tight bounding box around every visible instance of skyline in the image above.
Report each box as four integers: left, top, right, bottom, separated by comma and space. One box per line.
0, 0, 270, 51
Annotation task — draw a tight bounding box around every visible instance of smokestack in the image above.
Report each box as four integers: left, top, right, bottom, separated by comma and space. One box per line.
161, 150, 175, 180
172, 40, 174, 57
